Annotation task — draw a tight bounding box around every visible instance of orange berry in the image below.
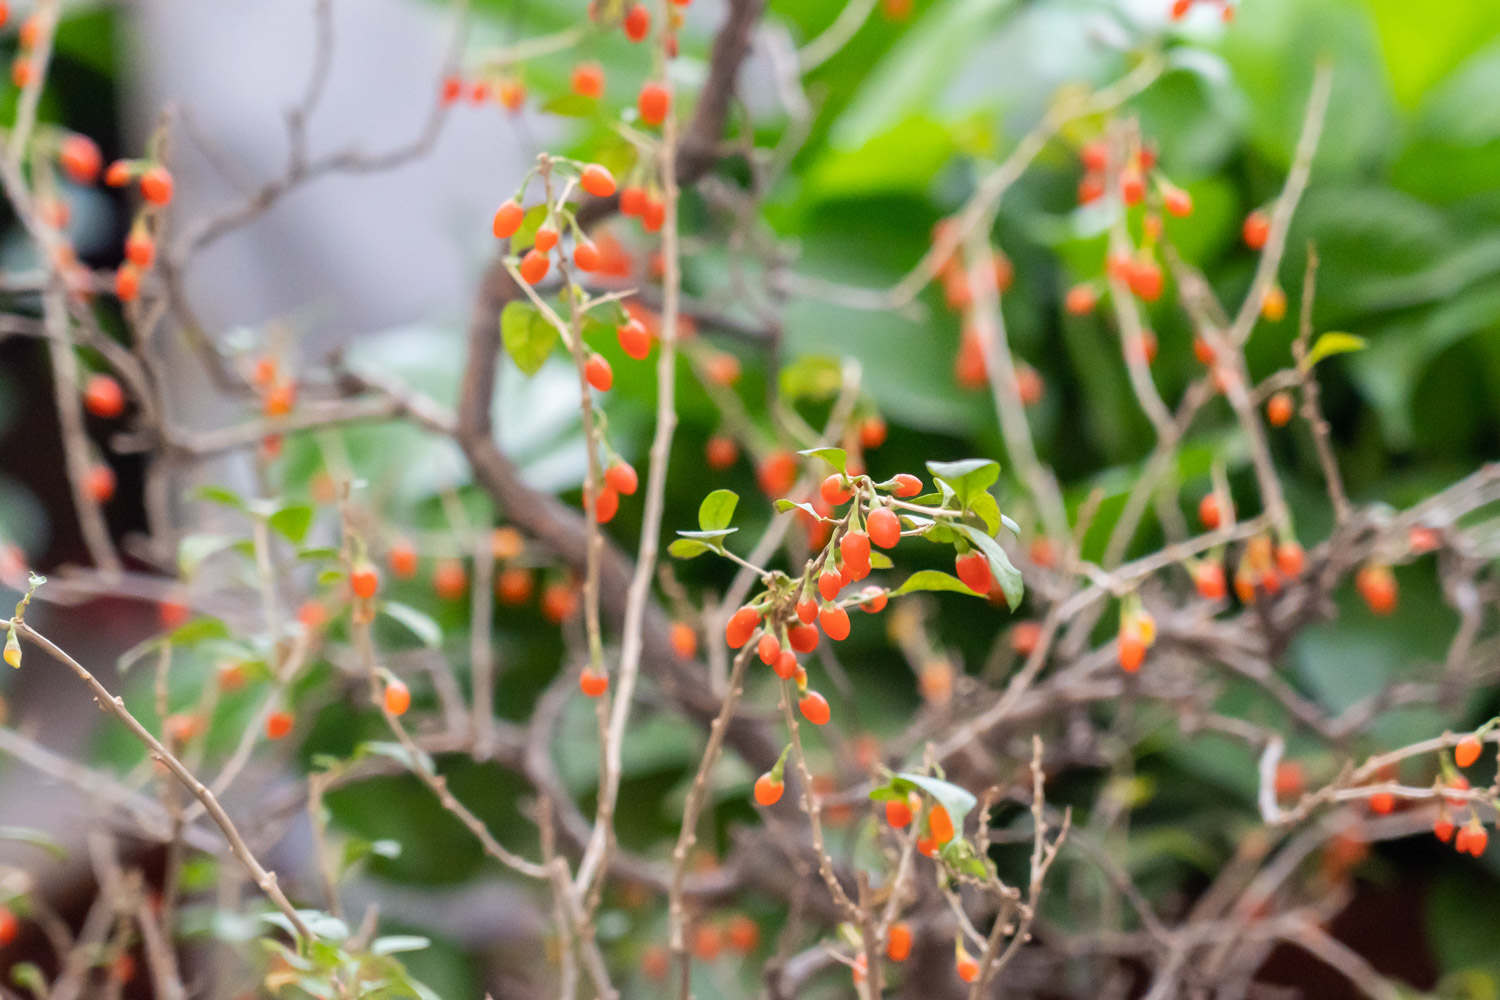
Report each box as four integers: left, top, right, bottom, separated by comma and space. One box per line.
591, 485, 619, 524
440, 75, 463, 104
1195, 562, 1227, 600
859, 587, 887, 614
669, 622, 697, 659
1369, 791, 1396, 815
637, 81, 670, 126
756, 450, 798, 498
1015, 364, 1044, 406
384, 679, 411, 716
1434, 814, 1455, 843
928, 802, 955, 845
0, 906, 18, 945
533, 225, 559, 253
691, 923, 721, 962
1064, 284, 1097, 316
10, 58, 33, 88
885, 797, 912, 828
819, 604, 850, 641
85, 463, 115, 503
519, 248, 549, 284
573, 239, 601, 272
492, 200, 525, 239
1198, 493, 1223, 530
617, 317, 651, 360
859, 415, 887, 449
623, 2, 650, 40
387, 539, 419, 579
1275, 541, 1305, 579
498, 78, 525, 111
725, 605, 761, 649
263, 379, 296, 417
754, 772, 783, 806
83, 374, 125, 418
350, 563, 380, 599
579, 668, 608, 698
705, 435, 737, 470
1274, 760, 1304, 800
570, 61, 604, 99
1163, 186, 1192, 217
954, 551, 992, 594
726, 914, 759, 954
1262, 285, 1287, 322
297, 600, 328, 630
217, 662, 247, 691
1010, 621, 1042, 656
867, 507, 901, 549
1242, 210, 1270, 250
265, 710, 293, 740
579, 163, 616, 198
1118, 631, 1146, 673
641, 944, 670, 981
139, 166, 174, 206
604, 461, 638, 496
433, 558, 468, 600
703, 352, 741, 386
496, 566, 533, 605
124, 230, 155, 268
956, 952, 980, 983
1356, 564, 1397, 616
104, 159, 131, 187
788, 623, 818, 654
115, 263, 141, 302
886, 922, 912, 962
58, 134, 102, 185
798, 690, 831, 725
1267, 391, 1294, 427
891, 473, 923, 498
584, 353, 612, 392
1456, 734, 1483, 769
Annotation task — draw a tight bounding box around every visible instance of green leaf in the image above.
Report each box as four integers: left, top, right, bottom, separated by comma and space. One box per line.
298, 546, 341, 562
1302, 331, 1368, 370
539, 94, 601, 118
0, 826, 66, 860
355, 740, 434, 774
896, 772, 978, 827
969, 492, 1002, 536
926, 459, 1000, 508
192, 485, 246, 510
778, 355, 844, 401
668, 538, 712, 559
380, 601, 442, 649
868, 550, 893, 570
371, 935, 432, 956
774, 499, 821, 519
509, 203, 551, 252
11, 962, 46, 992
500, 301, 560, 376
697, 489, 739, 531
177, 533, 235, 576
890, 570, 982, 598
268, 504, 315, 545
952, 523, 1024, 610
797, 447, 847, 474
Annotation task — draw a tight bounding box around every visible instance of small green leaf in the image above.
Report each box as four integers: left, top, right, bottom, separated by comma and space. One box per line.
668, 538, 712, 559
952, 523, 1024, 610
298, 546, 341, 562
868, 550, 893, 570
11, 962, 46, 992
1302, 331, 1367, 370
500, 301, 560, 376
774, 498, 822, 519
926, 458, 1000, 508
355, 740, 434, 774
895, 772, 979, 827
969, 492, 1001, 535
177, 533, 235, 576
192, 485, 246, 510
539, 94, 601, 118
370, 934, 432, 956
779, 355, 843, 401
380, 601, 442, 649
268, 504, 315, 545
797, 447, 847, 474
697, 489, 739, 531
890, 570, 981, 597
676, 528, 738, 542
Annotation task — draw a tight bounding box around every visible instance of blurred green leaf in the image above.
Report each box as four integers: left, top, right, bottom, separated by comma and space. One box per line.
500, 301, 560, 376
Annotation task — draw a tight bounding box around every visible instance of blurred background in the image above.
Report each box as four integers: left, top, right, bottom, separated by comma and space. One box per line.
0, 0, 1497, 995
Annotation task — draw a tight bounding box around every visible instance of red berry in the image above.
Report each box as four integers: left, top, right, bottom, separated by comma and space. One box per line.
434, 558, 468, 600
638, 81, 670, 126
1081, 141, 1109, 173
388, 539, 419, 579
705, 435, 737, 470
83, 374, 125, 418
139, 166, 173, 206
115, 263, 141, 302
820, 473, 852, 506
1243, 210, 1270, 250
384, 679, 411, 716
928, 803, 955, 844
1195, 562, 1227, 600
1128, 259, 1164, 302
1456, 734, 1483, 769
725, 605, 761, 648
1434, 814, 1456, 843
859, 416, 887, 449
579, 668, 609, 697
519, 248, 549, 284
1064, 284, 1097, 316
58, 134, 101, 185
772, 650, 798, 679
592, 485, 619, 523
1356, 564, 1397, 616
890, 473, 922, 498
859, 587, 887, 614
796, 598, 818, 625
798, 690, 830, 725
1198, 493, 1223, 530
818, 570, 843, 603
1120, 169, 1145, 205
788, 624, 819, 654
867, 507, 900, 549
1163, 186, 1192, 217
887, 922, 912, 962
757, 632, 781, 666
440, 75, 463, 104
1170, 0, 1193, 18
641, 194, 665, 231
1078, 172, 1105, 205
619, 186, 647, 217
350, 563, 380, 599
266, 710, 293, 740
534, 226, 559, 253
0, 906, 18, 946
819, 604, 850, 641
580, 163, 616, 198
573, 239, 602, 272
618, 317, 651, 360
585, 353, 613, 392
1275, 541, 1305, 579
492, 200, 525, 239
623, 2, 650, 41
1015, 364, 1044, 406
604, 461, 638, 496
1267, 392, 1294, 427
956, 954, 980, 983
754, 772, 783, 806
840, 531, 871, 580
1118, 631, 1146, 673
954, 551, 992, 594
85, 464, 115, 503
571, 61, 605, 99
1010, 621, 1042, 656
756, 450, 798, 498
124, 230, 155, 268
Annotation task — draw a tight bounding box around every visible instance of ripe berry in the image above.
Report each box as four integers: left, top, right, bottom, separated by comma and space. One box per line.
83, 374, 125, 418
519, 248, 549, 284
1171, 0, 1193, 18
798, 690, 831, 725
867, 507, 901, 549
541, 581, 578, 622
492, 200, 525, 239
788, 624, 818, 654
840, 531, 871, 580
859, 587, 887, 614
534, 226, 559, 252
954, 551, 992, 594
705, 435, 737, 469
819, 604, 851, 641
1081, 141, 1109, 173
266, 710, 294, 740
584, 353, 613, 392
1120, 168, 1145, 205
891, 473, 923, 498
818, 569, 842, 602
384, 679, 411, 716
796, 598, 818, 625
1198, 493, 1223, 530
604, 461, 638, 497
928, 803, 955, 844
917, 835, 937, 857
124, 230, 155, 268
1434, 814, 1455, 843
1465, 823, 1489, 857
440, 75, 463, 103
579, 163, 616, 199
1369, 791, 1396, 815
1078, 172, 1105, 204
58, 134, 101, 184
1118, 630, 1146, 673
726, 914, 759, 954
1015, 364, 1044, 406
434, 558, 468, 600
725, 605, 761, 648
1064, 284, 1097, 316
887, 922, 912, 962
573, 239, 601, 272
691, 924, 721, 962
1267, 391, 1294, 427
388, 539, 419, 579
579, 668, 609, 697
1262, 285, 1287, 322
496, 567, 533, 604
1195, 562, 1227, 600
956, 952, 980, 983
571, 61, 605, 99
1128, 259, 1164, 302
139, 166, 173, 206
772, 650, 798, 679
757, 632, 781, 667
1193, 335, 1216, 365
623, 2, 650, 41
0, 906, 19, 946
297, 600, 328, 629
753, 772, 783, 806
1163, 186, 1193, 217
756, 450, 798, 498
638, 81, 670, 126
10, 58, 33, 88
617, 317, 651, 360
820, 474, 852, 506
859, 416, 887, 449
1446, 775, 1471, 808
592, 485, 619, 523
885, 797, 913, 828
1275, 541, 1305, 579
1010, 621, 1042, 656
1356, 564, 1397, 616
498, 79, 525, 111
1242, 210, 1270, 250
115, 264, 141, 302
619, 186, 647, 216
85, 463, 115, 503
1456, 734, 1483, 769
350, 563, 380, 599
669, 621, 697, 659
